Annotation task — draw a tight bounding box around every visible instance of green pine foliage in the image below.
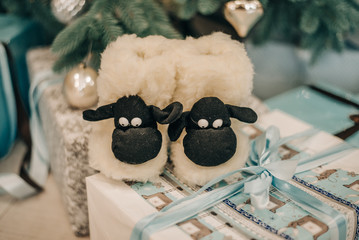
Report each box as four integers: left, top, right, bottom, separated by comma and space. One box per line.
0, 0, 31, 16
2, 0, 359, 70
252, 0, 359, 63
168, 0, 359, 62
165, 0, 224, 20
51, 0, 182, 72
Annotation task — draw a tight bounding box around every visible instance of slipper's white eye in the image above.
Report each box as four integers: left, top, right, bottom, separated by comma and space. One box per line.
119, 117, 129, 127
213, 119, 223, 128
131, 117, 142, 127
198, 119, 209, 128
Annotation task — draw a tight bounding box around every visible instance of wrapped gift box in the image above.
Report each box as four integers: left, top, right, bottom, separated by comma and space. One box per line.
26, 48, 97, 236
87, 174, 261, 240
87, 110, 359, 240
265, 84, 359, 147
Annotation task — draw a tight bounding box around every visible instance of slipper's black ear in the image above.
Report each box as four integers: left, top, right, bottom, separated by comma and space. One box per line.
83, 103, 115, 121
226, 105, 257, 123
168, 112, 189, 141
151, 102, 183, 124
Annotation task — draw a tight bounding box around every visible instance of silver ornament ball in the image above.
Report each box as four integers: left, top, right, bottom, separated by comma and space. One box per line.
51, 0, 87, 24
63, 63, 98, 109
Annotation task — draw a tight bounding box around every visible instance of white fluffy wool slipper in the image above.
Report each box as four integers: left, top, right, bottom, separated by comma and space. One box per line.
168, 32, 256, 186
171, 32, 254, 109
86, 34, 180, 182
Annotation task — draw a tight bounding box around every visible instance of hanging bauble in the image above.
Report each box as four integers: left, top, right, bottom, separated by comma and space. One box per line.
63, 63, 98, 109
224, 0, 264, 38
51, 0, 89, 24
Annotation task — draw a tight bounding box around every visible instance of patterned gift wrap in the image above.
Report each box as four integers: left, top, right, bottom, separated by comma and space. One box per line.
128, 110, 359, 240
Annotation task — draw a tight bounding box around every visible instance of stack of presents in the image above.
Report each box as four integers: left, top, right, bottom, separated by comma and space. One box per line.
1, 14, 359, 240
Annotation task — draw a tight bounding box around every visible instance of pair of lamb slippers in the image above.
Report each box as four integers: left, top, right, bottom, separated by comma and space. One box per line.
83, 95, 257, 185
83, 32, 257, 186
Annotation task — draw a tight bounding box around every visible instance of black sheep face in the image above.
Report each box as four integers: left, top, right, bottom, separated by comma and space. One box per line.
83, 95, 183, 165
112, 96, 156, 130
168, 97, 257, 167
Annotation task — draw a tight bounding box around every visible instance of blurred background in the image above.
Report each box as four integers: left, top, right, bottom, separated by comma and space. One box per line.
1, 0, 359, 99
0, 0, 358, 239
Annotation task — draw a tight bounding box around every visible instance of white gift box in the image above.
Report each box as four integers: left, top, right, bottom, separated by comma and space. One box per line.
86, 110, 359, 240
86, 172, 260, 240
86, 174, 191, 240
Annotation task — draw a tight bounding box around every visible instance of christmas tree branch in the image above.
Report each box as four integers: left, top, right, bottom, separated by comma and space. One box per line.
3, 0, 357, 70
51, 0, 182, 72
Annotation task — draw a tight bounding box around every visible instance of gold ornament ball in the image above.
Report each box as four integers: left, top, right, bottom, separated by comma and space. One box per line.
224, 0, 263, 38
63, 64, 98, 109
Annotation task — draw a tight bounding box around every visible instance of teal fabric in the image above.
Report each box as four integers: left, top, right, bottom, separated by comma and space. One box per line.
0, 14, 45, 113
0, 14, 45, 159
265, 84, 359, 147
0, 43, 17, 158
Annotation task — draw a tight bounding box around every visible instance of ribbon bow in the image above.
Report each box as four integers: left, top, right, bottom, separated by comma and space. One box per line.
243, 126, 305, 209
131, 126, 353, 240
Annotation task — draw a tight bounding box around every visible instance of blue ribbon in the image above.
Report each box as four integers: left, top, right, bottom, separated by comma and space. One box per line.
0, 67, 63, 198
29, 72, 63, 168
131, 126, 353, 240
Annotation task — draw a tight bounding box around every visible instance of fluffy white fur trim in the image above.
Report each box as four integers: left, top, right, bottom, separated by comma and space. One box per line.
170, 122, 249, 186
97, 34, 178, 108
97, 32, 253, 109
171, 32, 254, 110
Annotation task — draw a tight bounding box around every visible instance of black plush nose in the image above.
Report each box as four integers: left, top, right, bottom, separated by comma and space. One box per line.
183, 127, 237, 166
111, 128, 162, 164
